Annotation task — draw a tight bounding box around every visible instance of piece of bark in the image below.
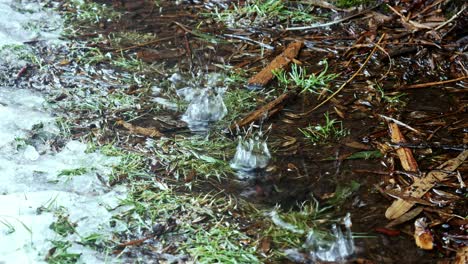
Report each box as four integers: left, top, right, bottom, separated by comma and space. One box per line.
385, 150, 468, 219
229, 93, 292, 131
388, 122, 419, 172
116, 120, 162, 138
247, 41, 304, 89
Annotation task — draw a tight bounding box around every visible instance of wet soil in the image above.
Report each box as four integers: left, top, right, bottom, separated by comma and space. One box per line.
14, 0, 466, 263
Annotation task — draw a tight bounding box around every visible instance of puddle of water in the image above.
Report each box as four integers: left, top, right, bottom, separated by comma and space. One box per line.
282, 213, 355, 263
306, 213, 355, 262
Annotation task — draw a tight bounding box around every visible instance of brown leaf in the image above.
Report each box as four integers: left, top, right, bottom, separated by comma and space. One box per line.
414, 218, 433, 250
385, 150, 468, 219
386, 207, 424, 228
259, 236, 272, 254
455, 246, 468, 264
375, 227, 401, 236
388, 122, 419, 172
116, 120, 162, 138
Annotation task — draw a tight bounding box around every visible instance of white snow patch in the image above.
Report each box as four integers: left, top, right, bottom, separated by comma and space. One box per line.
0, 88, 127, 263
0, 0, 62, 45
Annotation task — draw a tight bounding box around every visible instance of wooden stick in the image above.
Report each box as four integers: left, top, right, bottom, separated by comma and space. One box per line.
398, 76, 468, 89
247, 41, 304, 89
229, 93, 292, 131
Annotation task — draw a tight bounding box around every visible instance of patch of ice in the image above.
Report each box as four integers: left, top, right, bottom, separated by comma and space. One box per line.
0, 87, 125, 263
0, 0, 62, 46
181, 88, 227, 131
230, 135, 271, 173
270, 210, 304, 234
151, 97, 178, 111
22, 145, 39, 161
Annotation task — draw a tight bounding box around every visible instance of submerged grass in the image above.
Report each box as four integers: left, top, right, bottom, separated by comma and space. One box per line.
262, 201, 332, 253
118, 182, 261, 263
149, 135, 235, 181
185, 225, 259, 263
274, 61, 339, 94
300, 112, 349, 143
213, 0, 317, 28
62, 0, 121, 35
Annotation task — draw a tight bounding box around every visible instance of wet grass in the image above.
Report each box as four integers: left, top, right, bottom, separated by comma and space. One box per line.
62, 0, 121, 35
149, 135, 235, 181
335, 0, 376, 8
212, 0, 317, 28
34, 1, 371, 262
116, 182, 261, 262
299, 112, 349, 143
184, 225, 259, 263
46, 240, 81, 264
274, 61, 339, 94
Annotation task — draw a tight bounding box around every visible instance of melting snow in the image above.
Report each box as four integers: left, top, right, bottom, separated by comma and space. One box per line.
0, 88, 126, 263
0, 1, 126, 263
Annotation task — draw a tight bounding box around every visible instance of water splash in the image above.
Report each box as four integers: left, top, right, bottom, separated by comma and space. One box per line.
230, 134, 271, 177
306, 213, 355, 263
180, 88, 227, 131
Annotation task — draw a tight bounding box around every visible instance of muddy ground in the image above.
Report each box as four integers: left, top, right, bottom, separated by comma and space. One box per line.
4, 0, 467, 263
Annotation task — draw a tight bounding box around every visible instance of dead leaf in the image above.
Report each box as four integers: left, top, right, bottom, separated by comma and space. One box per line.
386, 207, 424, 228
414, 218, 433, 250
455, 246, 468, 264
259, 236, 272, 254
345, 141, 372, 150
388, 122, 419, 172
375, 227, 401, 236
385, 150, 468, 219
116, 120, 162, 138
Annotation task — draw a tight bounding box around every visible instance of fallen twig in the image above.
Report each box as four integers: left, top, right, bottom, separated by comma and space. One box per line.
223, 34, 274, 50
247, 41, 304, 89
286, 8, 374, 31
116, 120, 162, 138
229, 93, 293, 131
434, 5, 467, 31
388, 122, 420, 173
379, 114, 422, 135
114, 36, 178, 53
309, 34, 386, 112
398, 76, 468, 89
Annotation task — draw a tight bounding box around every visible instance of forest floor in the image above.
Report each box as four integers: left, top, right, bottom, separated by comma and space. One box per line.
1, 0, 467, 263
